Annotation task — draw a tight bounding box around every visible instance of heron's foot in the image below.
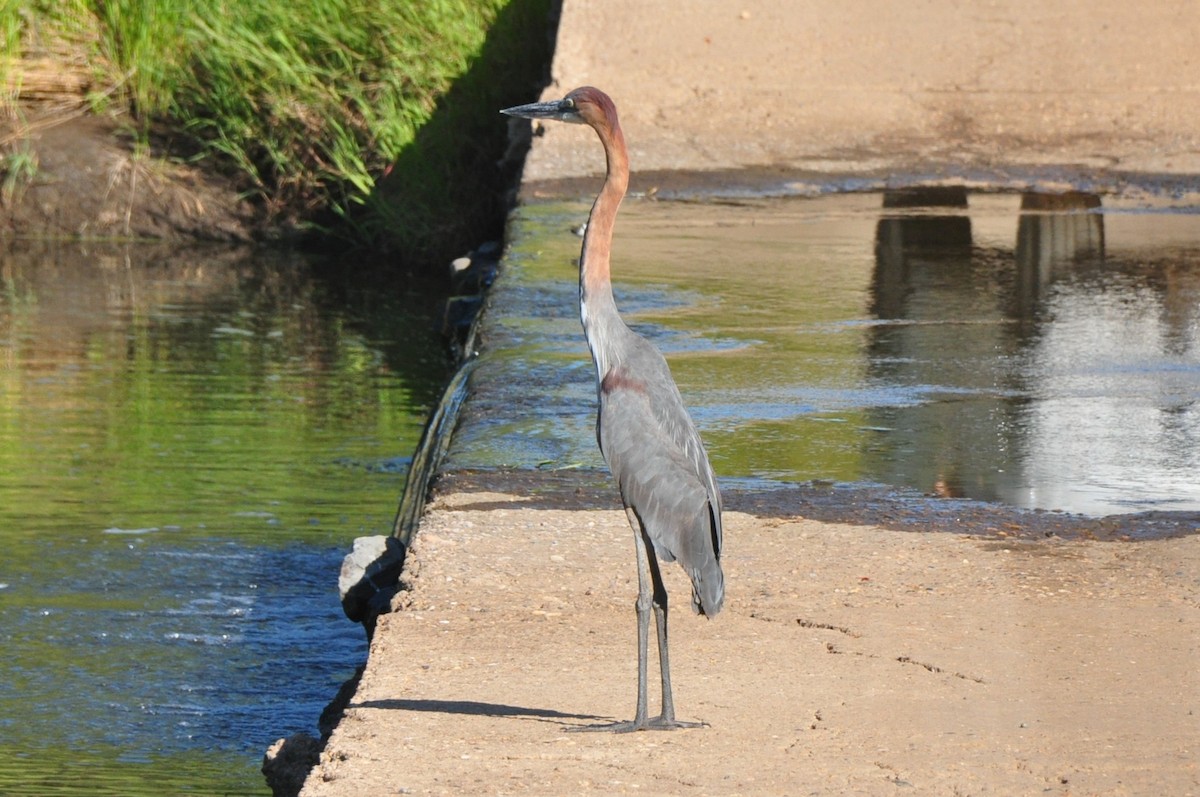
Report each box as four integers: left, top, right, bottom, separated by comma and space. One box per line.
569, 715, 709, 733
645, 714, 708, 730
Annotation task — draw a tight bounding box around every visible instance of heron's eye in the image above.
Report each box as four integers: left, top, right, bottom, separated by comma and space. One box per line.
563, 98, 575, 109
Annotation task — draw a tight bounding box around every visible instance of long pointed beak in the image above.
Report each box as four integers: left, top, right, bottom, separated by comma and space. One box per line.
500, 98, 577, 122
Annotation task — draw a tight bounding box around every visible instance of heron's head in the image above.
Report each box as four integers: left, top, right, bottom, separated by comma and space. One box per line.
500, 86, 618, 132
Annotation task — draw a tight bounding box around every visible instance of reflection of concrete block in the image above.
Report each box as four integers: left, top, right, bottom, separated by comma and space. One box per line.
882, 186, 969, 209
1020, 192, 1101, 212
1016, 193, 1106, 303
339, 536, 406, 626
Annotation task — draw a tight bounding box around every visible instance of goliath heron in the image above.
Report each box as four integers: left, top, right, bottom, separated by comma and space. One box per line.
502, 87, 724, 731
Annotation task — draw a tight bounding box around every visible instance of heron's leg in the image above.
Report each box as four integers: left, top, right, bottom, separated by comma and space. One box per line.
642, 528, 707, 730
569, 510, 703, 732
629, 514, 654, 728
643, 539, 675, 722
569, 508, 653, 733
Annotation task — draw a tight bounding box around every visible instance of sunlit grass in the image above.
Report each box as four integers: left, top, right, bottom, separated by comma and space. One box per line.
3, 0, 553, 265
0, 142, 37, 204
0, 2, 19, 105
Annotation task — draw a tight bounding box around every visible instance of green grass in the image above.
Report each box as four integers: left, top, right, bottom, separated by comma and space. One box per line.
0, 141, 37, 205
2, 0, 553, 270
0, 2, 19, 100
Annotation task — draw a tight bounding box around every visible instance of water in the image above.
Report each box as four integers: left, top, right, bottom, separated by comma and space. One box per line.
3, 190, 1197, 792
457, 190, 1200, 518
0, 243, 445, 794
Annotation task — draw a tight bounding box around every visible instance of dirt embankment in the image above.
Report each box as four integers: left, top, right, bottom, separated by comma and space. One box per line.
2, 110, 258, 242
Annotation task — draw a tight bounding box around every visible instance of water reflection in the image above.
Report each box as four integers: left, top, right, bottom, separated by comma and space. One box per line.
0, 242, 443, 794
475, 193, 1200, 518
864, 190, 1199, 512
1014, 191, 1104, 315
868, 191, 1014, 503
1012, 199, 1200, 513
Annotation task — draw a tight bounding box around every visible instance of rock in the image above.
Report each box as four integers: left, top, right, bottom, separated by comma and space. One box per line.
263, 732, 322, 797
338, 535, 406, 630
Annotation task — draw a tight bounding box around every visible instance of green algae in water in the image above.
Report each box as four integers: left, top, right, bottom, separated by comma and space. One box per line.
471, 192, 1200, 515
0, 244, 446, 794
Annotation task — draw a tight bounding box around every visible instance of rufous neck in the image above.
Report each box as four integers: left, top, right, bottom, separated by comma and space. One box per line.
578, 122, 629, 373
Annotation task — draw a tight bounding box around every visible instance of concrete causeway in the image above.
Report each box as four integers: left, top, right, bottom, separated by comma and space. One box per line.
285, 3, 1200, 795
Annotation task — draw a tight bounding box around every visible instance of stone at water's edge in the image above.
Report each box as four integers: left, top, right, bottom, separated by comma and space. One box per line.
338, 536, 406, 634
263, 733, 321, 797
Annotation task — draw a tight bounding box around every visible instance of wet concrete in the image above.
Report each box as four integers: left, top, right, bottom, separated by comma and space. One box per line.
518, 163, 1200, 208
430, 468, 1199, 544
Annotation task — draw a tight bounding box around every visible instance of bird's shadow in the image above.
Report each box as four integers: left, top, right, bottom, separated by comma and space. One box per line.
352, 698, 608, 727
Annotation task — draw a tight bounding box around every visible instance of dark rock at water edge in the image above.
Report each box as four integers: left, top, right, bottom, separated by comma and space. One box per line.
338, 535, 406, 639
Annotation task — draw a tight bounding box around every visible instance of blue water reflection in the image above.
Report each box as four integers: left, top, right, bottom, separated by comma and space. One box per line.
0, 243, 442, 795
864, 192, 1200, 514
2, 540, 360, 754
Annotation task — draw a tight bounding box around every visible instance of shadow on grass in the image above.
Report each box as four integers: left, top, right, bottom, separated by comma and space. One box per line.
350, 0, 560, 279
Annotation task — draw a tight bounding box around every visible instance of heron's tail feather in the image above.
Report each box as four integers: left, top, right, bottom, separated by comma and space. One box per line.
688, 501, 724, 617
691, 563, 724, 617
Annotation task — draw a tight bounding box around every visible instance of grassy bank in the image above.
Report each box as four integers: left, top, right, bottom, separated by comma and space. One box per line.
1, 0, 553, 271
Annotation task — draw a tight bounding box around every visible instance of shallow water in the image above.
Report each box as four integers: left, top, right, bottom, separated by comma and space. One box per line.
459, 190, 1200, 517
0, 243, 444, 794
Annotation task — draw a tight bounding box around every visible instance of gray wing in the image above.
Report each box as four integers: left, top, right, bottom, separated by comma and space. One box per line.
597, 350, 724, 617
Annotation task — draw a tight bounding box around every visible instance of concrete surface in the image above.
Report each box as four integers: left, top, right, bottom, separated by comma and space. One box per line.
521, 0, 1200, 193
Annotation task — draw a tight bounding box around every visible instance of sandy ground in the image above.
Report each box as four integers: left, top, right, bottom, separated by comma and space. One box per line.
301, 490, 1199, 796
